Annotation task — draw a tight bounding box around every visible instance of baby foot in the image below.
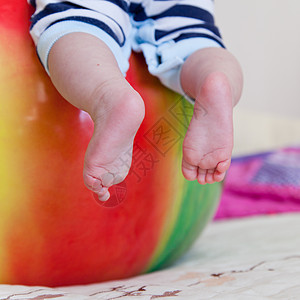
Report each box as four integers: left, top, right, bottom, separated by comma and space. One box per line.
83, 79, 145, 201
182, 72, 233, 184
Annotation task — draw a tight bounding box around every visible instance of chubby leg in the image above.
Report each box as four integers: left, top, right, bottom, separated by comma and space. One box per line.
48, 33, 145, 201
180, 47, 243, 184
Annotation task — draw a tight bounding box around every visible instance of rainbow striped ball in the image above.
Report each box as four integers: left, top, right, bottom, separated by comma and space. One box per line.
0, 1, 221, 286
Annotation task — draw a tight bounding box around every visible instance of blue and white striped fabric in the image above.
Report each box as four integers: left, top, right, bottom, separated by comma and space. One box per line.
28, 0, 224, 100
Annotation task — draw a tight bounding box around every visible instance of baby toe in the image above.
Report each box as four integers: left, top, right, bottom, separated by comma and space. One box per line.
84, 174, 103, 193
213, 170, 226, 182
216, 159, 231, 173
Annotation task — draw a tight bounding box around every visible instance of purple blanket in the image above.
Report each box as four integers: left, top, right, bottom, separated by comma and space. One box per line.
215, 147, 300, 220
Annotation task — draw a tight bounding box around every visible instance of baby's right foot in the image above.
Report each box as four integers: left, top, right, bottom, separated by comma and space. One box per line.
83, 78, 145, 201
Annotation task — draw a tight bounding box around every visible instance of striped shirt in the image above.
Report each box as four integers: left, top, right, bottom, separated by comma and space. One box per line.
28, 0, 224, 99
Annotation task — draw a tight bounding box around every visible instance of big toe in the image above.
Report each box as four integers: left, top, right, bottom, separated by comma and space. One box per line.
182, 159, 198, 181
97, 190, 110, 202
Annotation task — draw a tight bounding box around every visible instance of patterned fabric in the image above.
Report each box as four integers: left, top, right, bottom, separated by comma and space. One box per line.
215, 147, 300, 219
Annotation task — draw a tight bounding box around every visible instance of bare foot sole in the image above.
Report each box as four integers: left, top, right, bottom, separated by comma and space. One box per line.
182, 72, 234, 184
83, 79, 145, 201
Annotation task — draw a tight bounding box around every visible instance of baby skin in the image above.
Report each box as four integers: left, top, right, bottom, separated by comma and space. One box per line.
48, 33, 243, 201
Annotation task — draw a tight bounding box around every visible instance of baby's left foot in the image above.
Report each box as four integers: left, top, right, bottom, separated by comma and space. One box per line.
182, 72, 233, 184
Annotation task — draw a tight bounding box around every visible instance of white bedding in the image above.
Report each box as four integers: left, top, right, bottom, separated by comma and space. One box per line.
1, 213, 300, 299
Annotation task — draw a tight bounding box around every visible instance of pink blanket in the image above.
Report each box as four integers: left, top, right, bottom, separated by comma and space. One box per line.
215, 147, 300, 220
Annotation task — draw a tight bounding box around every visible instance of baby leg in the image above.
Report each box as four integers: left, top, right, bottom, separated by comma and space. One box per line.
180, 47, 243, 184
48, 33, 145, 201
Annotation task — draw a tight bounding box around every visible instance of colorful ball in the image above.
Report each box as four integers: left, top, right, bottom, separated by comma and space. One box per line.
0, 1, 221, 286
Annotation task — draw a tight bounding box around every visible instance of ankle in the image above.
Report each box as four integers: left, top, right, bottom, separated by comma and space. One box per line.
180, 48, 243, 107
89, 79, 145, 126
88, 77, 126, 121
